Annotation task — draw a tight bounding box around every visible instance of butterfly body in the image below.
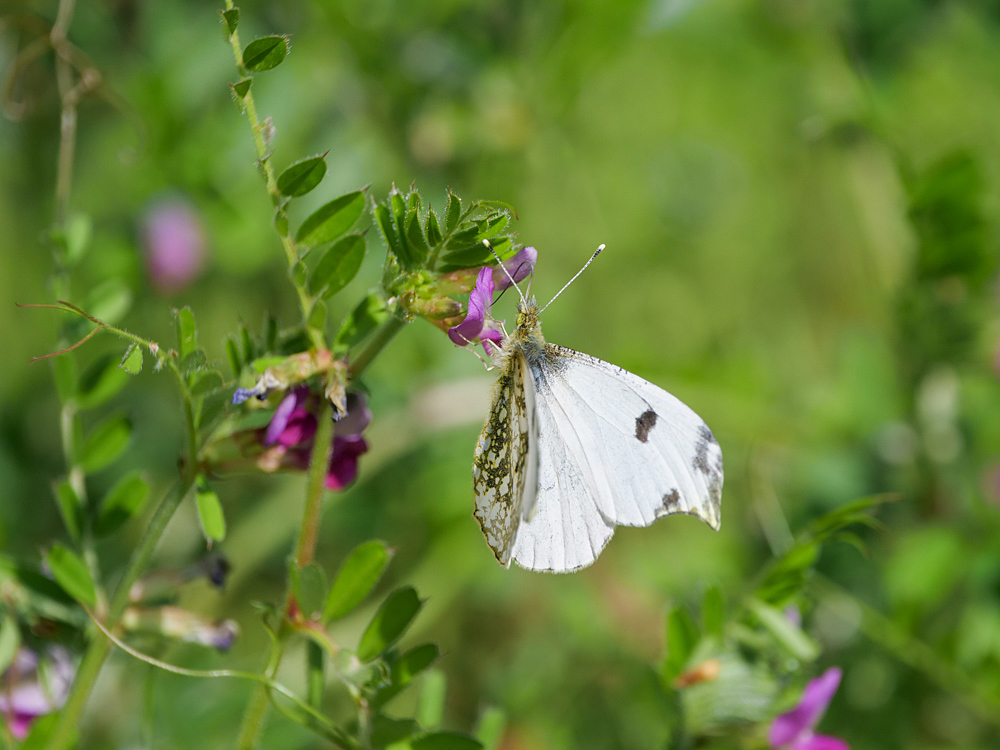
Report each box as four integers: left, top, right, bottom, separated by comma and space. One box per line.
473, 296, 723, 573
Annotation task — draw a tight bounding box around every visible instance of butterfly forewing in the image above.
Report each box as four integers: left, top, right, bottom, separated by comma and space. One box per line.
472, 352, 536, 566
509, 343, 722, 573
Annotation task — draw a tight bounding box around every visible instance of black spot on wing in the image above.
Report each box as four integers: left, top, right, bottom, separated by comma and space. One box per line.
692, 425, 716, 475
661, 489, 681, 514
635, 409, 658, 443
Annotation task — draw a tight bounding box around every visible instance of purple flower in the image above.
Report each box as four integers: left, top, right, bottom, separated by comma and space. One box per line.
769, 668, 849, 750
261, 389, 371, 490
141, 198, 207, 294
448, 267, 505, 354
0, 646, 74, 740
492, 245, 537, 291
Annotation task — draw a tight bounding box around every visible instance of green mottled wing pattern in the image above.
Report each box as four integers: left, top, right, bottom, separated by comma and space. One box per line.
472, 352, 533, 567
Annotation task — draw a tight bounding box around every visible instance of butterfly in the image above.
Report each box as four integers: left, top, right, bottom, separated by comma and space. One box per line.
470, 247, 723, 572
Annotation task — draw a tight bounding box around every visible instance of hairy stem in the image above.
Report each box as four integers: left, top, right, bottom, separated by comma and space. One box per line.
221, 0, 321, 351
294, 395, 336, 568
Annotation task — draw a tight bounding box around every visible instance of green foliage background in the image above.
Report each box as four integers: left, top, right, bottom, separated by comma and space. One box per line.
3, 0, 1000, 748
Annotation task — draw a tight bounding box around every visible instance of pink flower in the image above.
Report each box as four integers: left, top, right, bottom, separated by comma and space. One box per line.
769, 668, 849, 750
0, 646, 74, 739
141, 198, 207, 294
448, 247, 538, 354
492, 245, 537, 291
262, 388, 371, 490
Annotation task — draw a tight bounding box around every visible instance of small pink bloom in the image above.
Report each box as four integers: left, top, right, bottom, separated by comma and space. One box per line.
492, 245, 537, 291
769, 668, 849, 750
448, 267, 504, 354
258, 389, 370, 491
141, 198, 207, 294
0, 646, 75, 739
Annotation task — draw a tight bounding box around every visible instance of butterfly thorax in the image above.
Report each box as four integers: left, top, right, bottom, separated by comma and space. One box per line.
502, 296, 546, 366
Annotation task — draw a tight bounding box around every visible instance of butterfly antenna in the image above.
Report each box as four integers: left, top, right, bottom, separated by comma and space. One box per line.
539, 244, 605, 313
484, 240, 527, 305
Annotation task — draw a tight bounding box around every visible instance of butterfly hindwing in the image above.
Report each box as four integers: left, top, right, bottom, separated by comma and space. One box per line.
472, 352, 536, 567
510, 344, 722, 573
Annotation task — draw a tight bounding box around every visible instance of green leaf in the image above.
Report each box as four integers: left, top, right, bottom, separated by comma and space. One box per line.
180, 349, 207, 376
0, 616, 20, 675
703, 585, 724, 637
357, 585, 422, 661
444, 191, 461, 232
310, 234, 366, 298
374, 200, 403, 261
251, 356, 285, 373
240, 325, 255, 363
405, 209, 430, 265
191, 370, 224, 397
747, 599, 819, 662
243, 35, 290, 72
77, 353, 129, 410
276, 155, 327, 197
225, 337, 242, 376
52, 354, 77, 402
119, 344, 142, 375
221, 7, 239, 36
308, 299, 327, 334
52, 480, 82, 541
231, 77, 252, 99
474, 213, 509, 241
410, 732, 482, 750
174, 307, 197, 358
295, 191, 365, 247
85, 279, 132, 326
196, 390, 227, 432
334, 293, 389, 353
417, 669, 446, 728
96, 471, 150, 536
49, 212, 91, 266
374, 643, 439, 707
372, 717, 418, 747
80, 413, 132, 473
21, 713, 70, 750
425, 210, 442, 248
264, 315, 278, 350
325, 540, 392, 621
195, 482, 226, 544
46, 543, 97, 606
663, 606, 700, 682
275, 207, 289, 236
474, 707, 506, 750
293, 563, 328, 619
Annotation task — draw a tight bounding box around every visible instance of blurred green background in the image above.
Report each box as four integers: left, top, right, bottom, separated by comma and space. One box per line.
4, 0, 1000, 748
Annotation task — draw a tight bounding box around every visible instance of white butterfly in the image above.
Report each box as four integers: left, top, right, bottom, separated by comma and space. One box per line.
471, 248, 723, 573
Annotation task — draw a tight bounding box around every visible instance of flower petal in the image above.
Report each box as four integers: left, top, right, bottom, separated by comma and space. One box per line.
769, 668, 843, 748
798, 735, 850, 750
325, 436, 369, 490
493, 245, 537, 291
264, 387, 311, 445
448, 267, 495, 346
335, 392, 372, 437
480, 325, 504, 355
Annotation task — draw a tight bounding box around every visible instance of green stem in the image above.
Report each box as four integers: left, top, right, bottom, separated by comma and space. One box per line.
235, 635, 287, 750
45, 477, 195, 750
221, 0, 321, 351
294, 395, 336, 568
347, 312, 408, 381
236, 394, 336, 749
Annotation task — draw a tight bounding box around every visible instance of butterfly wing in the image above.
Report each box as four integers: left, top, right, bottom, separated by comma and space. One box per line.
472, 351, 537, 567
510, 344, 722, 573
